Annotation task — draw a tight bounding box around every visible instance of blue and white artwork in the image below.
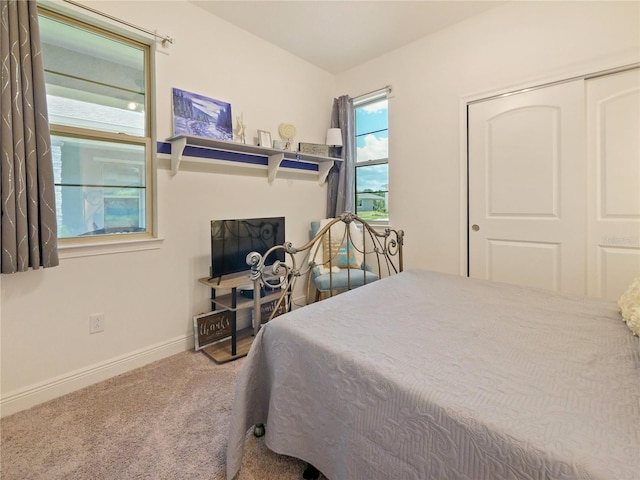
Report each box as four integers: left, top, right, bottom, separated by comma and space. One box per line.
172, 88, 233, 140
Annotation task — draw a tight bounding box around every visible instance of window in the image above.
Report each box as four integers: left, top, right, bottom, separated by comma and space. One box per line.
354, 91, 389, 222
38, 9, 152, 240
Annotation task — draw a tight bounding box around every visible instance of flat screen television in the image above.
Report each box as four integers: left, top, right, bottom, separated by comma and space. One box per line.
210, 216, 286, 280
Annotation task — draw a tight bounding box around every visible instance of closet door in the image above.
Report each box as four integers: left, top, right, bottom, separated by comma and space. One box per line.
468, 80, 587, 295
586, 68, 640, 300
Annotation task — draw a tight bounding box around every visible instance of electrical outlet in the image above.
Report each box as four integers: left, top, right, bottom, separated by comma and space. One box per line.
89, 313, 105, 334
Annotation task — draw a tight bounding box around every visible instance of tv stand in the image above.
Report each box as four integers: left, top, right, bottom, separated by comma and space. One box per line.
198, 271, 282, 362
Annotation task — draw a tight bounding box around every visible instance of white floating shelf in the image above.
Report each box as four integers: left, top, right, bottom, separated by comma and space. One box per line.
166, 134, 341, 184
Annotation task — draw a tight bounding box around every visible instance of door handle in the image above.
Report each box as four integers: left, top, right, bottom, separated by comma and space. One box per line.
472, 224, 480, 232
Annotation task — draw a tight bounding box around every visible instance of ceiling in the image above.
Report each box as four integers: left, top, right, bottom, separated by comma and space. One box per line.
191, 1, 507, 74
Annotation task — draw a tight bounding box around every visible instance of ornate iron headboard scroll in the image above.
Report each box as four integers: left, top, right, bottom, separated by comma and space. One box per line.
246, 212, 404, 334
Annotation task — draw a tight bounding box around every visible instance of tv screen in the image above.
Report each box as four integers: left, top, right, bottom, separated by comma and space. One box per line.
210, 216, 285, 279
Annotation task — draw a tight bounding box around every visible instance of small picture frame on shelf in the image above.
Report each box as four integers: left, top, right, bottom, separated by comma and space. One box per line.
272, 139, 287, 150
299, 142, 329, 157
257, 130, 272, 148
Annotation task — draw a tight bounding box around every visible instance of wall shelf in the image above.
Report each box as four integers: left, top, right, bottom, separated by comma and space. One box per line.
166, 134, 341, 184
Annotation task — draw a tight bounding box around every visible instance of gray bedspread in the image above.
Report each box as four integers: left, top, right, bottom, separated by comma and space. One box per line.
227, 269, 640, 479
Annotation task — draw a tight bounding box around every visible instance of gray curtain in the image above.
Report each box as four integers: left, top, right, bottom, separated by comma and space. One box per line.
1, 0, 59, 273
326, 95, 355, 218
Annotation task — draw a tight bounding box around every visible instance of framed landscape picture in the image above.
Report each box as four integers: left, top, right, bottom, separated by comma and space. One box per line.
172, 88, 233, 141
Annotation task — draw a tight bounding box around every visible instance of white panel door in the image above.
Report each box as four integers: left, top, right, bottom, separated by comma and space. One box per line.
468, 81, 587, 295
586, 68, 640, 300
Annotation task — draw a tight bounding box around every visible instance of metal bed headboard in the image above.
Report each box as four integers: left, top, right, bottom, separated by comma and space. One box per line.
246, 211, 404, 332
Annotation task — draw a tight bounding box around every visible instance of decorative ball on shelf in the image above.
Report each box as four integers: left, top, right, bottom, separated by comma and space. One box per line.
278, 123, 297, 143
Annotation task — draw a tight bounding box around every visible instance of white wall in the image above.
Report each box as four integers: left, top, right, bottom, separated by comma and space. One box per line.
335, 0, 640, 275
0, 0, 333, 416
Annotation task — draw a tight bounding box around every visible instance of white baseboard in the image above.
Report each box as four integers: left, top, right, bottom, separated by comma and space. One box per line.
0, 334, 192, 418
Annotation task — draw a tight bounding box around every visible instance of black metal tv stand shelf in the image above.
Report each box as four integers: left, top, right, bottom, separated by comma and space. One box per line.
166, 134, 342, 184
198, 271, 282, 362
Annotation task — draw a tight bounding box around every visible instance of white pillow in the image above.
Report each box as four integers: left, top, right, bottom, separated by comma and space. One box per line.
618, 275, 640, 336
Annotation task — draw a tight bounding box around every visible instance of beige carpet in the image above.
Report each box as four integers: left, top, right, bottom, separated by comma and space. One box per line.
0, 351, 318, 479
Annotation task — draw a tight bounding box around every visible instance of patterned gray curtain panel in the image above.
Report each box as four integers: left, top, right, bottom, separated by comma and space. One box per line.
326, 95, 355, 218
1, 0, 59, 273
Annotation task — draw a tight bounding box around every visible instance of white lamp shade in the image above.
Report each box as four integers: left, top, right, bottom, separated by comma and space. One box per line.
326, 128, 343, 146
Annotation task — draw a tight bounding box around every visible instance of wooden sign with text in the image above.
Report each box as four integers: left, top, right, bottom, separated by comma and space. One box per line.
193, 310, 232, 351
253, 299, 286, 325
298, 142, 329, 157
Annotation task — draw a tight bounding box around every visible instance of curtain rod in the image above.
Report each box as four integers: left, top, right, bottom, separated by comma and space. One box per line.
62, 0, 174, 46
353, 85, 392, 103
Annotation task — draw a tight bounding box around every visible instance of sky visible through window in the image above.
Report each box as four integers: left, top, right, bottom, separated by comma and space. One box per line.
356, 99, 388, 193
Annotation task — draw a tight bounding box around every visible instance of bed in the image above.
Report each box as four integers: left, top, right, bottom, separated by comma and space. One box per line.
227, 216, 639, 480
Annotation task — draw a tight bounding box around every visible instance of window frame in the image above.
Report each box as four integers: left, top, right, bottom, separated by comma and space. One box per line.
38, 6, 157, 249
353, 89, 390, 225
